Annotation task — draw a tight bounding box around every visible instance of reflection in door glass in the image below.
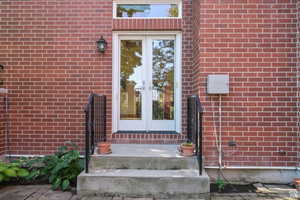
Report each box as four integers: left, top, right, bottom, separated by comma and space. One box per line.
117, 4, 178, 18
152, 40, 175, 120
120, 40, 143, 120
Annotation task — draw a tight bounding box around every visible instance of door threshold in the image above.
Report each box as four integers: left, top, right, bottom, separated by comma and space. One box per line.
115, 130, 179, 134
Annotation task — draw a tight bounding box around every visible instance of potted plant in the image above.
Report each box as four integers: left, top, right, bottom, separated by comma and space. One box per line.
97, 141, 112, 154
294, 178, 300, 191
179, 141, 195, 156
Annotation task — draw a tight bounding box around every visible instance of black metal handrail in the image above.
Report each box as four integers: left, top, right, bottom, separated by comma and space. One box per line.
187, 95, 204, 175
84, 93, 106, 173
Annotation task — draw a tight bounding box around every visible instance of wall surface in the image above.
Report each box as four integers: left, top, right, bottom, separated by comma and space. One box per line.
193, 0, 298, 167
0, 0, 298, 168
297, 0, 300, 168
206, 168, 300, 184
0, 0, 113, 154
0, 0, 193, 154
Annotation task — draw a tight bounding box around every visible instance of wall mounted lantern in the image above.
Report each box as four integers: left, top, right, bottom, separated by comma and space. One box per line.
96, 36, 107, 53
0, 64, 3, 86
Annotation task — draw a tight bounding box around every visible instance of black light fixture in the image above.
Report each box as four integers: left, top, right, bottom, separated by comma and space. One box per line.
0, 64, 3, 86
96, 36, 107, 53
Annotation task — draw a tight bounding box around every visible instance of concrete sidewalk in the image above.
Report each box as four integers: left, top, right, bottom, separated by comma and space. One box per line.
0, 184, 298, 200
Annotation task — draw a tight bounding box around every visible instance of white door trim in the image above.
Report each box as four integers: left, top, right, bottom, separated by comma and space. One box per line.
112, 31, 182, 133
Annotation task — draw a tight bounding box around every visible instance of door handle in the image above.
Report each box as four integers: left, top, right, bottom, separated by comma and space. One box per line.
136, 81, 146, 91
142, 81, 146, 90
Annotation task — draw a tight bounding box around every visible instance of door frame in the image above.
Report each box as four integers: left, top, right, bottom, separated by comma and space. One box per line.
112, 31, 182, 133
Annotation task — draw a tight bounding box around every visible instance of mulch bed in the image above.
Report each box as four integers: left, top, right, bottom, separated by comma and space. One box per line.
210, 183, 257, 193
0, 179, 48, 189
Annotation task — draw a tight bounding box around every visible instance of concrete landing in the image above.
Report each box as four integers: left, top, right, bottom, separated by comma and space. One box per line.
90, 144, 201, 171
84, 169, 201, 177
95, 144, 182, 157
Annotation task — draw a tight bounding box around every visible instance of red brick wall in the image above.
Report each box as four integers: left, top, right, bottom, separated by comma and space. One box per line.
193, 0, 298, 167
297, 0, 300, 168
113, 19, 182, 31
0, 0, 194, 153
0, 0, 298, 168
0, 0, 113, 154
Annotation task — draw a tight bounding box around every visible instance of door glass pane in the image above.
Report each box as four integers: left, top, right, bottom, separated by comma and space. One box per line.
152, 40, 175, 120
116, 4, 178, 18
120, 40, 143, 120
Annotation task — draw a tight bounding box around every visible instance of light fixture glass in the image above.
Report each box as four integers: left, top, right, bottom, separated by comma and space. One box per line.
96, 36, 107, 53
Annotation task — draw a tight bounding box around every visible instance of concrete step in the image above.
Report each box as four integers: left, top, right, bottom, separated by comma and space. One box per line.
90, 144, 202, 171
77, 169, 210, 199
90, 156, 199, 171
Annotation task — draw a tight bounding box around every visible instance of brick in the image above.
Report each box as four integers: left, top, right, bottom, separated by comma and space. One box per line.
193, 0, 299, 167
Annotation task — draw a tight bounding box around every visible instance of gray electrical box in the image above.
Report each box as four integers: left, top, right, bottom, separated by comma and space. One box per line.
207, 74, 229, 94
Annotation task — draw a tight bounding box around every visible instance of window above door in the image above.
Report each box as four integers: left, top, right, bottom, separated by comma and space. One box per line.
113, 0, 182, 19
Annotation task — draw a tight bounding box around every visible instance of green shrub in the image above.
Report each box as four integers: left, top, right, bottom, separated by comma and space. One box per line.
0, 161, 29, 183
216, 177, 225, 192
24, 142, 84, 191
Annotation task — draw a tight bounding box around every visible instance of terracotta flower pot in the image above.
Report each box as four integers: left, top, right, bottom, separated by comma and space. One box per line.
97, 142, 111, 154
180, 143, 195, 157
294, 178, 300, 191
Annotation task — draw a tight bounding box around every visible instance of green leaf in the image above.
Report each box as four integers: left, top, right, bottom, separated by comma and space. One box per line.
0, 166, 7, 172
11, 167, 20, 171
9, 162, 20, 167
49, 174, 57, 183
3, 169, 17, 177
0, 173, 4, 182
25, 158, 43, 168
26, 170, 39, 180
51, 162, 68, 174
51, 178, 61, 190
57, 145, 68, 157
17, 168, 29, 177
3, 175, 10, 182
216, 178, 225, 191
61, 179, 70, 191
78, 159, 84, 170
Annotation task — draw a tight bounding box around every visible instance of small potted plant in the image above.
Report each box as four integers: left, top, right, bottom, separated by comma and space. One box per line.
294, 178, 300, 191
179, 141, 195, 156
97, 141, 112, 154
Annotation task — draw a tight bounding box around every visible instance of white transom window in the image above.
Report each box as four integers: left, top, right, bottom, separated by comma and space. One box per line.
113, 0, 182, 18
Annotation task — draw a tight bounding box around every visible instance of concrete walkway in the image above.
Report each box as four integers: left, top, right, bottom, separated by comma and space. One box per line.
0, 184, 298, 200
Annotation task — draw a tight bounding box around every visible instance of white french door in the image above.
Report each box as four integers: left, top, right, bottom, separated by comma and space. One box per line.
113, 33, 182, 132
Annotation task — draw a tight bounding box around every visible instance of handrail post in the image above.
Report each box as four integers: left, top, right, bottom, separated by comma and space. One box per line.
198, 100, 203, 175
84, 93, 106, 174
188, 95, 204, 176
91, 94, 95, 154
197, 95, 204, 175
84, 101, 90, 173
